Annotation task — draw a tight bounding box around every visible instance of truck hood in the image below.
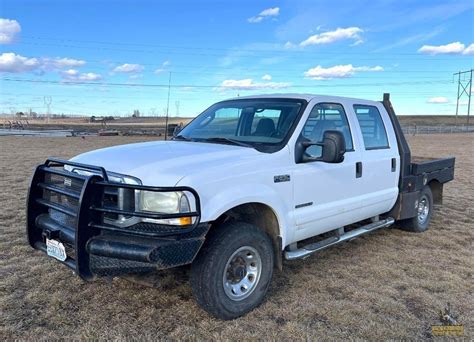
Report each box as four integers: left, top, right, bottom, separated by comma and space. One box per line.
70, 140, 261, 186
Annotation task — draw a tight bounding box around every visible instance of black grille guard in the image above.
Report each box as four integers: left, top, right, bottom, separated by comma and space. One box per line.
26, 158, 202, 280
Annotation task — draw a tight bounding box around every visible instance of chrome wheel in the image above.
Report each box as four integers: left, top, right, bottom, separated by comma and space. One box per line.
417, 195, 430, 225
223, 246, 262, 301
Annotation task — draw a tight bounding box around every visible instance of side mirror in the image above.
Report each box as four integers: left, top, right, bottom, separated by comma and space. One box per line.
298, 130, 346, 163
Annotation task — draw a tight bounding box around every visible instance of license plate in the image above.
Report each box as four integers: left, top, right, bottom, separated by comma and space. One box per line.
46, 238, 67, 262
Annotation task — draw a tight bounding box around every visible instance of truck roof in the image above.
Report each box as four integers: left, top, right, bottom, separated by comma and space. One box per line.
227, 93, 381, 105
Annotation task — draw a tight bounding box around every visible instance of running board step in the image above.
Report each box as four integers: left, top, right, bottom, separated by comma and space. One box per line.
284, 217, 395, 260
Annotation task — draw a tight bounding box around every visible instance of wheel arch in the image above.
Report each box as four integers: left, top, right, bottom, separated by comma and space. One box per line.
209, 202, 284, 270
427, 179, 443, 204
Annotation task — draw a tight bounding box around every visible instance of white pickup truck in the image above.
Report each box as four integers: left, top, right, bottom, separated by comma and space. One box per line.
26, 93, 454, 319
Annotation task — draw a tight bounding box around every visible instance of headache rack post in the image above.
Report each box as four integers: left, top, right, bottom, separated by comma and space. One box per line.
382, 93, 412, 188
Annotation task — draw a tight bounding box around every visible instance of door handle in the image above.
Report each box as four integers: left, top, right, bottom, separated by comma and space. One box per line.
391, 158, 396, 172
356, 162, 362, 178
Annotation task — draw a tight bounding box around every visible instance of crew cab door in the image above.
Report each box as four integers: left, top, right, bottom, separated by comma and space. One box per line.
351, 103, 399, 218
292, 102, 369, 242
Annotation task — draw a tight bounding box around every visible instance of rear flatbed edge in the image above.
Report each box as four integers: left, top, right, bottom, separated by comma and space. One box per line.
411, 156, 455, 175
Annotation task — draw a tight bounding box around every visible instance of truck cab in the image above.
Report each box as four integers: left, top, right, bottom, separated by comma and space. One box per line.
26, 93, 455, 320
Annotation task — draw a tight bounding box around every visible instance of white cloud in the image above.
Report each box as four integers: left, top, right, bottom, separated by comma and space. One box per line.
248, 7, 279, 23
154, 60, 170, 74
76, 73, 102, 81
304, 64, 383, 80
62, 69, 79, 76
0, 52, 88, 75
219, 78, 290, 90
356, 66, 384, 72
0, 52, 39, 72
61, 69, 102, 82
248, 16, 264, 23
463, 43, 474, 55
417, 41, 470, 55
42, 57, 86, 69
262, 74, 272, 81
113, 63, 144, 73
300, 27, 363, 46
351, 40, 364, 47
260, 7, 280, 16
0, 18, 21, 44
427, 97, 449, 104
0, 51, 99, 87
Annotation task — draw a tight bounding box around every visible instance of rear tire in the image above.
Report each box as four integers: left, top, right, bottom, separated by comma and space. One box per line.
399, 185, 433, 233
190, 221, 274, 320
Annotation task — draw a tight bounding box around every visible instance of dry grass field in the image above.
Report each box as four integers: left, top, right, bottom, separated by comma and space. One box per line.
0, 134, 472, 340
1, 115, 471, 134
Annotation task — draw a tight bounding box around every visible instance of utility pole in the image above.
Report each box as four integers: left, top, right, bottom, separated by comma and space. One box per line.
164, 72, 172, 140
453, 69, 473, 126
44, 96, 52, 123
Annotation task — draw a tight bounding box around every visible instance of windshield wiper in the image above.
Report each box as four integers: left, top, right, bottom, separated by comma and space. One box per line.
173, 135, 193, 141
204, 137, 254, 148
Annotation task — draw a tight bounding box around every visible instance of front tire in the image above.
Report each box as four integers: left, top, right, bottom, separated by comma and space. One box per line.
190, 221, 274, 320
399, 185, 434, 232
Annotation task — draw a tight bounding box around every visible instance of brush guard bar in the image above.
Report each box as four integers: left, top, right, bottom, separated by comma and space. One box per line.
26, 158, 206, 280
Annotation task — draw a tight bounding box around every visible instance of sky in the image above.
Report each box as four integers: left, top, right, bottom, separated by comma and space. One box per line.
0, 0, 473, 117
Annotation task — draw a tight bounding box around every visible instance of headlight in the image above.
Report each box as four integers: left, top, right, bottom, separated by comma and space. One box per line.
141, 191, 190, 213
65, 165, 194, 226
140, 191, 194, 226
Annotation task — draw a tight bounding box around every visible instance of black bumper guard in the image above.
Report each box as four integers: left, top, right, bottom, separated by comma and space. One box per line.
26, 158, 206, 280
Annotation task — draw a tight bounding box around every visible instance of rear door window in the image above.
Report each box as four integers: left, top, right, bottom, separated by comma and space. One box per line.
353, 105, 389, 150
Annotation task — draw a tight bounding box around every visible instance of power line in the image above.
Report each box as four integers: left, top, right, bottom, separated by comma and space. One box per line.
1, 77, 452, 88
16, 35, 474, 57
14, 40, 472, 62
30, 55, 457, 74
1, 91, 456, 101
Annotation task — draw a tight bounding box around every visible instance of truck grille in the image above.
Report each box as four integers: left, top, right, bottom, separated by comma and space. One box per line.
42, 173, 126, 229
44, 173, 83, 229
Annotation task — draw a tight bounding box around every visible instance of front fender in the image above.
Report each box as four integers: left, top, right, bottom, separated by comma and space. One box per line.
198, 183, 292, 248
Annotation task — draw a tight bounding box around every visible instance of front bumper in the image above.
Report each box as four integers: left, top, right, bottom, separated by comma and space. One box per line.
26, 158, 209, 280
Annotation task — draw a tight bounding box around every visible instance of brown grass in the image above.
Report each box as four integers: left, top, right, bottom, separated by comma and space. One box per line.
2, 115, 470, 132
0, 134, 472, 340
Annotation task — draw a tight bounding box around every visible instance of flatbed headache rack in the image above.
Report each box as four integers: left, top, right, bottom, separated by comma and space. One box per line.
26, 158, 204, 280
382, 93, 455, 220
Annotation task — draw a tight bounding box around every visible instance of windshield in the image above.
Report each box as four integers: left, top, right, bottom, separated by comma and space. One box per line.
177, 99, 305, 150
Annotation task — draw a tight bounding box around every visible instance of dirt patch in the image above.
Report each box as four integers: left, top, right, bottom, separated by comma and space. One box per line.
0, 134, 472, 340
